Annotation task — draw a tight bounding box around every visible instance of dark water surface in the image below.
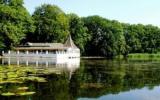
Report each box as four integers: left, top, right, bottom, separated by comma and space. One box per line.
0, 58, 160, 100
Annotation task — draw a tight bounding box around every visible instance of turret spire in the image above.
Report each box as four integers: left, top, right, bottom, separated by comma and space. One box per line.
64, 35, 77, 48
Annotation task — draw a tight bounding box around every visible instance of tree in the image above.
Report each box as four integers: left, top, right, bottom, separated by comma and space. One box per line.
31, 4, 69, 43
123, 24, 143, 53
110, 20, 126, 56
142, 25, 160, 53
68, 13, 91, 54
83, 16, 126, 57
0, 0, 34, 49
123, 24, 160, 54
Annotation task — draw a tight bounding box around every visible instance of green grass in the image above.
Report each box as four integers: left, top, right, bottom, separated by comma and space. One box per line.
115, 53, 160, 60
128, 53, 160, 60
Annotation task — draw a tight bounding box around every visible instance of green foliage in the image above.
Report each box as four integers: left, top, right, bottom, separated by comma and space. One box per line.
68, 13, 91, 53
142, 25, 160, 53
0, 0, 34, 49
30, 4, 69, 42
123, 24, 143, 53
128, 53, 160, 60
83, 16, 126, 57
123, 24, 160, 54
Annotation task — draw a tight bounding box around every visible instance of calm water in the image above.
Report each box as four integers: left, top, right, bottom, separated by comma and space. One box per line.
0, 58, 160, 100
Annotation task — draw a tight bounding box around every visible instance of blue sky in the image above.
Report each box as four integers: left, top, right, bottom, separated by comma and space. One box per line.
24, 0, 160, 26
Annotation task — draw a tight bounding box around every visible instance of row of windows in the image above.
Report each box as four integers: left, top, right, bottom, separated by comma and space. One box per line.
16, 50, 67, 54
3, 50, 80, 54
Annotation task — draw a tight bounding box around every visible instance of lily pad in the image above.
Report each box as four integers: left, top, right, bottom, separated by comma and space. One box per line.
17, 87, 29, 90
17, 91, 35, 96
0, 80, 23, 84
27, 76, 47, 82
1, 92, 15, 96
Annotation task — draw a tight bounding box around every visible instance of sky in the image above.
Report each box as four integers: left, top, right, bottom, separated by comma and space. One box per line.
24, 0, 160, 27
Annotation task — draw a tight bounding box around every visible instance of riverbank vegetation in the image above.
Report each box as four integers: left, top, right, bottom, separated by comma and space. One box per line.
127, 53, 160, 60
0, 0, 159, 58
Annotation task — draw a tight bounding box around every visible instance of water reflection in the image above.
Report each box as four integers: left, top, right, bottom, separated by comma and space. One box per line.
0, 59, 160, 100
77, 59, 160, 100
1, 57, 80, 72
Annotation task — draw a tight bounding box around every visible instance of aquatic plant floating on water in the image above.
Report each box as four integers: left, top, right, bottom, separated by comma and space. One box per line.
1, 92, 15, 96
0, 66, 49, 84
0, 65, 63, 97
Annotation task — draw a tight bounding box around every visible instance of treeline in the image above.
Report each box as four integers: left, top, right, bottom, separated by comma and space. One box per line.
0, 0, 160, 57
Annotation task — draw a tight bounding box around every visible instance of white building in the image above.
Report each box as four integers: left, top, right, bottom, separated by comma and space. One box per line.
2, 35, 80, 59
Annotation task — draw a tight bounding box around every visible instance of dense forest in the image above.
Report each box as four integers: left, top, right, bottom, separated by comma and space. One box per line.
0, 0, 160, 57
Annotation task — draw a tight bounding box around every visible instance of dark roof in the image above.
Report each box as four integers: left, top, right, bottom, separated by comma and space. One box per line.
15, 35, 79, 50
26, 42, 64, 48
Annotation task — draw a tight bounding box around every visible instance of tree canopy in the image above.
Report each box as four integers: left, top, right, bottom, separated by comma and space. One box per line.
0, 0, 34, 49
83, 16, 126, 57
123, 24, 160, 54
30, 4, 69, 43
68, 13, 90, 53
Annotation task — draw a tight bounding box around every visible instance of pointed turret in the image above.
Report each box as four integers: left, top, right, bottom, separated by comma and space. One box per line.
64, 35, 78, 48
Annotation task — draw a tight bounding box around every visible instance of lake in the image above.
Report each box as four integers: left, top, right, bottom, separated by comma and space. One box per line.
0, 57, 160, 100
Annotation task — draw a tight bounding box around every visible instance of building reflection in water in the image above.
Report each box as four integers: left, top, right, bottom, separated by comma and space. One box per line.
1, 57, 80, 79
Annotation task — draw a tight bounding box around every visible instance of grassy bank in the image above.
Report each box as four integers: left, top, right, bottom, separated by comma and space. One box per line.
127, 53, 160, 60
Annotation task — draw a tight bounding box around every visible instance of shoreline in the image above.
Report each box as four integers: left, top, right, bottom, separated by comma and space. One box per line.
81, 56, 106, 59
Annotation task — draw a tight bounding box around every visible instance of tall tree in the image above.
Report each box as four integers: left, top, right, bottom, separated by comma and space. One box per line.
68, 13, 91, 53
123, 24, 160, 54
83, 16, 126, 57
31, 4, 69, 43
123, 24, 143, 53
142, 25, 160, 53
0, 0, 34, 49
